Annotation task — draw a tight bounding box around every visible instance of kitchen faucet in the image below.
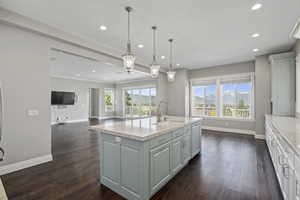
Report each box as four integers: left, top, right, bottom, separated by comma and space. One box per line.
156, 101, 168, 122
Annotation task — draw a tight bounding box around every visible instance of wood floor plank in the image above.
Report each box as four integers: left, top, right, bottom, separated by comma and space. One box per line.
1, 120, 282, 200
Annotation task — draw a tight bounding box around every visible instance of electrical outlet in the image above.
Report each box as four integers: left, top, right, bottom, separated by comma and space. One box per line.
27, 109, 39, 116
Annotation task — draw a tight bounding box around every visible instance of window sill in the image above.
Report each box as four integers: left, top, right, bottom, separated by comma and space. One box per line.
192, 116, 256, 122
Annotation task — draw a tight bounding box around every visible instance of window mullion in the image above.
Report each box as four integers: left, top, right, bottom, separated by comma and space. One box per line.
216, 78, 221, 118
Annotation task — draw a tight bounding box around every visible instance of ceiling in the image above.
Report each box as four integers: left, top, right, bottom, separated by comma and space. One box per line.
50, 50, 149, 83
1, 0, 300, 70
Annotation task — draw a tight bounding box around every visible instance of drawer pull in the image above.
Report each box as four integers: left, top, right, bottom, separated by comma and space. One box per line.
296, 180, 299, 196
271, 139, 276, 147
278, 155, 284, 165
282, 164, 289, 179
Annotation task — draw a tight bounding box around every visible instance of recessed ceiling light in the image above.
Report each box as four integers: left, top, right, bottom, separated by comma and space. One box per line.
161, 56, 166, 59
176, 63, 180, 67
138, 44, 144, 48
76, 74, 81, 77
253, 48, 259, 52
251, 3, 262, 11
99, 25, 107, 31
92, 70, 96, 73
252, 33, 260, 38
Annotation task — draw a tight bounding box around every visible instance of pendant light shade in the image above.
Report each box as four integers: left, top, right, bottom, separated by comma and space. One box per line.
167, 71, 176, 82
167, 38, 176, 82
150, 26, 160, 78
122, 6, 135, 73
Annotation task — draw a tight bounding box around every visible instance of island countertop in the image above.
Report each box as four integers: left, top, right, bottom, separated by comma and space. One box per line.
266, 115, 300, 156
90, 116, 202, 141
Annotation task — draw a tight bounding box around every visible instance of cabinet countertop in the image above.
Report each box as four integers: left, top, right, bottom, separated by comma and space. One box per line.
266, 115, 300, 155
90, 116, 202, 141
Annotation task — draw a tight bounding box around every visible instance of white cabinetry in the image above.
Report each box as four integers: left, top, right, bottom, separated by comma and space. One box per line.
265, 116, 299, 200
269, 52, 296, 116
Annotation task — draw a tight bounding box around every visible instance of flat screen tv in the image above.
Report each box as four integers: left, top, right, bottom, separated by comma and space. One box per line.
51, 91, 75, 105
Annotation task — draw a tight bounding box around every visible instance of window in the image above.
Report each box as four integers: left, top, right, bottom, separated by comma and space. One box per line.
124, 87, 156, 118
191, 73, 254, 120
104, 88, 114, 112
192, 80, 217, 117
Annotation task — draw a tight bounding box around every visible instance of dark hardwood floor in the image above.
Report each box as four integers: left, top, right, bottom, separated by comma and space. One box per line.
1, 119, 282, 200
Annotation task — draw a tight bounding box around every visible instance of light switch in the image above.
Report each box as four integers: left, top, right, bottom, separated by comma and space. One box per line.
27, 109, 39, 116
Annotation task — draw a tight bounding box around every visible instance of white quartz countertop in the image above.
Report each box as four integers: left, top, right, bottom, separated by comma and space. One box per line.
266, 115, 300, 155
90, 116, 202, 141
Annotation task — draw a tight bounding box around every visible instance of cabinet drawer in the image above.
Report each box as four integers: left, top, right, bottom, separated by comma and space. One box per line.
150, 133, 172, 149
172, 128, 184, 139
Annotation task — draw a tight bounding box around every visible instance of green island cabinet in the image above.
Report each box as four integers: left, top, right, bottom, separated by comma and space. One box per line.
99, 120, 201, 200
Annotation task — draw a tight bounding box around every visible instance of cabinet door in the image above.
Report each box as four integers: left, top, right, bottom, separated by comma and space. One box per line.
171, 137, 183, 175
102, 139, 121, 187
120, 145, 141, 199
150, 142, 171, 195
191, 124, 200, 157
182, 134, 191, 165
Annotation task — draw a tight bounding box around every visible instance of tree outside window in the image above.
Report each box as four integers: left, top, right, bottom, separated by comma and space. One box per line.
104, 89, 114, 112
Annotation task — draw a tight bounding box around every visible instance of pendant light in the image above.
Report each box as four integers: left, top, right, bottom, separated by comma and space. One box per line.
150, 26, 160, 78
122, 6, 135, 73
167, 38, 176, 82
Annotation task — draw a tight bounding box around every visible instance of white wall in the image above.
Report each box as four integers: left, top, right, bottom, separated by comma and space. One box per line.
51, 78, 114, 123
0, 10, 125, 172
255, 56, 271, 135
167, 69, 189, 116
0, 23, 52, 167
188, 61, 256, 132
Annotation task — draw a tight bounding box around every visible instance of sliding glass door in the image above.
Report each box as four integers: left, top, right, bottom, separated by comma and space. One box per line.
124, 87, 156, 118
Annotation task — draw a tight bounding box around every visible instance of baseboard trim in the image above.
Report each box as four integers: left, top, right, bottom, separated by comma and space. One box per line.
202, 126, 256, 136
255, 134, 265, 140
51, 119, 88, 125
0, 154, 53, 175
98, 116, 116, 120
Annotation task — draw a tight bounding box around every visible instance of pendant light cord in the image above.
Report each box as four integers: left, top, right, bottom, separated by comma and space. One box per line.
152, 26, 157, 63
125, 7, 132, 54
169, 39, 173, 71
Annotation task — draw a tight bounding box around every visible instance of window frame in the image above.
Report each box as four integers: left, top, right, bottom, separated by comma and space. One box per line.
104, 88, 115, 113
190, 73, 255, 120
122, 85, 156, 118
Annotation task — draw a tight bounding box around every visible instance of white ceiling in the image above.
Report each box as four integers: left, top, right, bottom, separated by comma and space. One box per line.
50, 50, 149, 83
1, 0, 300, 69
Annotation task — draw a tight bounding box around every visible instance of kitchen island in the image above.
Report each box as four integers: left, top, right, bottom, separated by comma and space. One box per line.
91, 116, 202, 200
